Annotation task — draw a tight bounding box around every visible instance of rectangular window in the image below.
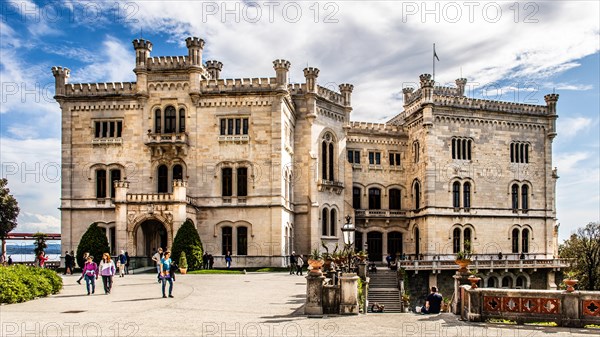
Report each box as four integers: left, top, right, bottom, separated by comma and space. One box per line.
222, 168, 233, 197
347, 150, 360, 164
227, 119, 234, 135
369, 152, 381, 165
237, 167, 247, 197
96, 169, 106, 198
242, 118, 249, 135
389, 153, 401, 166
222, 227, 232, 255
220, 119, 226, 135
117, 121, 122, 137
102, 122, 108, 138
109, 169, 121, 198
94, 120, 123, 138
235, 119, 241, 135
237, 227, 248, 256
95, 122, 101, 138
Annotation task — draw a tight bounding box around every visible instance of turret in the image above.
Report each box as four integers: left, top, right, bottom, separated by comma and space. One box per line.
402, 87, 414, 104
544, 93, 559, 115
273, 59, 291, 90
419, 73, 434, 104
51, 66, 70, 97
339, 83, 353, 107
206, 60, 223, 79
185, 37, 205, 66
132, 39, 152, 68
303, 67, 319, 93
455, 78, 467, 96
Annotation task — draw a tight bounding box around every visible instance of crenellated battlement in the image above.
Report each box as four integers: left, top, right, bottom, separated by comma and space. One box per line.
288, 83, 307, 95
146, 56, 192, 70
199, 77, 278, 93
64, 82, 137, 96
432, 95, 549, 115
132, 39, 152, 50
317, 85, 343, 105
349, 121, 403, 133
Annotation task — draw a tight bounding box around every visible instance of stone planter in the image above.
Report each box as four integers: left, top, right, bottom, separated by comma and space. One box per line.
455, 259, 471, 273
179, 267, 187, 274
564, 279, 578, 292
468, 276, 481, 289
308, 259, 324, 274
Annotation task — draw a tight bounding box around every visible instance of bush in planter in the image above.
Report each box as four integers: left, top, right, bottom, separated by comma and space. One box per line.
179, 251, 188, 269
76, 223, 110, 267
172, 220, 203, 271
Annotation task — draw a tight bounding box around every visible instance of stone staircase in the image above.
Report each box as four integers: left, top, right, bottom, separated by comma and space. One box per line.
367, 269, 402, 313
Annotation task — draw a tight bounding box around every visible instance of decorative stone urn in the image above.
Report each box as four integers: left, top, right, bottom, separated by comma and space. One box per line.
468, 276, 481, 289
308, 259, 324, 274
564, 279, 578, 292
455, 259, 471, 273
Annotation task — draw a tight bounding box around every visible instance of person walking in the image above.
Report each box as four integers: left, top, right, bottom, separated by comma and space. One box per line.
124, 251, 130, 274
99, 253, 116, 294
117, 250, 127, 277
208, 253, 214, 269
77, 252, 90, 284
225, 251, 232, 269
7, 255, 13, 265
38, 252, 49, 268
69, 251, 75, 274
202, 252, 208, 269
64, 251, 73, 275
160, 251, 174, 298
152, 248, 163, 283
386, 253, 392, 268
296, 254, 304, 276
81, 255, 98, 295
289, 251, 297, 275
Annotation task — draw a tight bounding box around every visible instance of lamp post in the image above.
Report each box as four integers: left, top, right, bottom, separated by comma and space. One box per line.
341, 215, 355, 273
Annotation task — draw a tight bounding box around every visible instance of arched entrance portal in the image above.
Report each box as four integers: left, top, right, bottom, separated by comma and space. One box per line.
136, 220, 168, 257
367, 231, 383, 262
387, 231, 403, 259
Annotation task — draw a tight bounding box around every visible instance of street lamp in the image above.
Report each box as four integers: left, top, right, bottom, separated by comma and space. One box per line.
341, 215, 355, 273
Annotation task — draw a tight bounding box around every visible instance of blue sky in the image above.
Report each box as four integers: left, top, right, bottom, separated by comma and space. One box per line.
1, 1, 598, 242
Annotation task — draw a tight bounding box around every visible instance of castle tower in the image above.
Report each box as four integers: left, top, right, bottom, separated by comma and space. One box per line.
402, 87, 414, 105
303, 67, 319, 93
419, 73, 434, 104
51, 66, 70, 98
185, 37, 205, 66
206, 60, 223, 79
273, 59, 291, 90
455, 78, 467, 96
544, 93, 559, 139
339, 83, 354, 107
132, 39, 152, 96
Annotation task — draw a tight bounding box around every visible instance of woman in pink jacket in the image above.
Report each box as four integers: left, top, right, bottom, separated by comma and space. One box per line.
81, 255, 98, 295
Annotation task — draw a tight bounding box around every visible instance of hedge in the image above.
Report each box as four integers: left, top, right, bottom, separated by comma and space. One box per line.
0, 265, 63, 304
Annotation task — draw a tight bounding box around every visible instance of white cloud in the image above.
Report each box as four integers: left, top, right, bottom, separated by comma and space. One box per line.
554, 152, 590, 174
70, 36, 135, 83
557, 117, 594, 138
15, 212, 61, 234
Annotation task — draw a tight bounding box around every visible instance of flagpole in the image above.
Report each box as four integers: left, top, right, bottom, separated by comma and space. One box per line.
433, 43, 436, 83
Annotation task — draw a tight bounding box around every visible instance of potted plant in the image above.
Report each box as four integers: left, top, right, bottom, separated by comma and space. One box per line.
563, 270, 578, 292
308, 248, 324, 274
401, 293, 410, 313
178, 251, 188, 274
356, 250, 368, 262
321, 241, 336, 271
468, 269, 481, 288
454, 240, 473, 273
442, 298, 451, 312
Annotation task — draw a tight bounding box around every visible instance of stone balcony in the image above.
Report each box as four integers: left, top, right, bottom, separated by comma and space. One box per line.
398, 255, 570, 272
144, 132, 189, 157
318, 179, 344, 194
355, 209, 407, 218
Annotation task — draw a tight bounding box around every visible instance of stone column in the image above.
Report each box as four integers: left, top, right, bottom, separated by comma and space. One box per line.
452, 270, 470, 314
339, 273, 359, 315
114, 181, 129, 253
305, 273, 326, 315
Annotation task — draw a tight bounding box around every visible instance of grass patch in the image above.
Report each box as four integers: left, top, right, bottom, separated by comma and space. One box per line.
525, 321, 558, 327
486, 318, 517, 325
188, 269, 244, 275
252, 267, 289, 273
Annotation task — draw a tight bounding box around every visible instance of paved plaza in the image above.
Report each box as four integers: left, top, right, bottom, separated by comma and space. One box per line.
0, 272, 597, 336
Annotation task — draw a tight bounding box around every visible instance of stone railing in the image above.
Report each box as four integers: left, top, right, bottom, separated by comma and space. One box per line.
126, 193, 173, 203
354, 209, 407, 218
317, 179, 344, 195
461, 287, 600, 328
145, 132, 188, 145
398, 257, 570, 271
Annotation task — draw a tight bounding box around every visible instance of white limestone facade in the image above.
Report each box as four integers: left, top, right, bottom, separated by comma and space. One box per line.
54, 37, 561, 277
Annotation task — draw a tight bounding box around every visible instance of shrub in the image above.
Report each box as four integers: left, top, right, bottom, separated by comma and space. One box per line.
0, 265, 63, 304
179, 251, 188, 269
76, 223, 110, 267
172, 220, 203, 270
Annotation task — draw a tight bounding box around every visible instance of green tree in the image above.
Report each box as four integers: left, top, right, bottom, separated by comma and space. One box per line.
0, 178, 20, 256
559, 222, 600, 290
171, 219, 203, 270
33, 232, 47, 257
76, 223, 110, 268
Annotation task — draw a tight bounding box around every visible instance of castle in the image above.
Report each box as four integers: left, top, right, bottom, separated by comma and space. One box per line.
54, 36, 567, 292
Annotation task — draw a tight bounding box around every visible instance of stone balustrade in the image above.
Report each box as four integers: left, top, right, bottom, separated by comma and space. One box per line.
354, 209, 407, 218
461, 286, 600, 328
398, 257, 570, 271
126, 193, 174, 203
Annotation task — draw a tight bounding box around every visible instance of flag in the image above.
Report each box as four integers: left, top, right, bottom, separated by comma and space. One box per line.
434, 44, 440, 61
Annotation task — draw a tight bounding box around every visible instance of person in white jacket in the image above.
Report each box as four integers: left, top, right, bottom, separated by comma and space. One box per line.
99, 253, 116, 294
